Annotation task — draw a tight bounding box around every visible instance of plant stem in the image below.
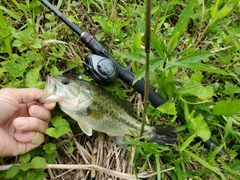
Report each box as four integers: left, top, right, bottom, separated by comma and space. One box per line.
140, 0, 152, 137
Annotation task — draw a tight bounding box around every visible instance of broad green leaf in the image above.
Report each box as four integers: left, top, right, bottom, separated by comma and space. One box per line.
224, 81, 240, 95
31, 39, 42, 49
166, 51, 214, 73
30, 157, 47, 169
174, 51, 213, 63
167, 61, 229, 75
187, 111, 211, 141
66, 60, 77, 69
210, 4, 233, 26
45, 116, 71, 138
157, 101, 177, 115
133, 33, 142, 54
0, 67, 7, 76
178, 84, 214, 100
43, 143, 57, 154
190, 71, 203, 83
67, 146, 74, 153
184, 149, 226, 180
1, 58, 28, 77
213, 100, 240, 117
4, 165, 20, 179
26, 171, 38, 180
133, 57, 165, 84
50, 66, 63, 76
12, 39, 23, 47
20, 163, 30, 171
69, 15, 79, 24
19, 153, 31, 164
25, 68, 45, 88
44, 150, 58, 164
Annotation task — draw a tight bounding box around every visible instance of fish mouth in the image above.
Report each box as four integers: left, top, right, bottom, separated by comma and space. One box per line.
37, 76, 56, 103
45, 76, 55, 91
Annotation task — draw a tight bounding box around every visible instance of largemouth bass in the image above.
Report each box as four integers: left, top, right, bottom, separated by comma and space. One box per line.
38, 76, 176, 145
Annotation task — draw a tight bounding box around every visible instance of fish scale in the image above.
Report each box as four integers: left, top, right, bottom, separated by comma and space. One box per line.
88, 100, 142, 136
38, 76, 176, 146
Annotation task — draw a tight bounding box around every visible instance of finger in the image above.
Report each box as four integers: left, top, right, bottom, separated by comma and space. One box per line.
14, 131, 45, 145
29, 105, 52, 122
14, 117, 49, 133
1, 88, 47, 104
43, 102, 56, 110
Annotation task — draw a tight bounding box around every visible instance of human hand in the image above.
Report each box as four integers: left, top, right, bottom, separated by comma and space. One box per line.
0, 88, 56, 157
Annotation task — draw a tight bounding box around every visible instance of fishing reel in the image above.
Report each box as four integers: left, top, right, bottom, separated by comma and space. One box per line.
83, 54, 119, 85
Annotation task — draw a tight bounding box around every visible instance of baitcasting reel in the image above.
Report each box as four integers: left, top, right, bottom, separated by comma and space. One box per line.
83, 54, 119, 85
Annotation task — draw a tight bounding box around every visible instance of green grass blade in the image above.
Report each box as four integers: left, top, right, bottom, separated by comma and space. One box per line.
11, 0, 26, 13
155, 154, 161, 180
219, 158, 239, 176
0, 5, 21, 21
184, 149, 226, 180
210, 1, 233, 26
167, 31, 180, 55
167, 0, 194, 54
0, 34, 11, 43
174, 162, 183, 180
179, 133, 196, 151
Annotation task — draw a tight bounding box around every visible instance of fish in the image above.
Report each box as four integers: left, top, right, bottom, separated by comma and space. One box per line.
38, 76, 176, 146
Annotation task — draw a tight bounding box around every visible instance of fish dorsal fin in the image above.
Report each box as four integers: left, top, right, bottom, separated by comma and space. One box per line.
77, 122, 92, 136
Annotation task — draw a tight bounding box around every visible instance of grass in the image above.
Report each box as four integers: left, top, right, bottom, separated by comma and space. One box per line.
0, 0, 240, 179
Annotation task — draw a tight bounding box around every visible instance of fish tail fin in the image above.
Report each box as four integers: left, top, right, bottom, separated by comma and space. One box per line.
147, 125, 176, 146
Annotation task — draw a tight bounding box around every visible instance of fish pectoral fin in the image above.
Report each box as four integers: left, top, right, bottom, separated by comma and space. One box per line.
77, 122, 93, 136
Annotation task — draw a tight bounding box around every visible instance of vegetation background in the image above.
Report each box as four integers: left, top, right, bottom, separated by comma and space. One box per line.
0, 0, 240, 179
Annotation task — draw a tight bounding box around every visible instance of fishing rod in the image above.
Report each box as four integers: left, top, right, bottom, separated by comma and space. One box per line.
40, 0, 229, 159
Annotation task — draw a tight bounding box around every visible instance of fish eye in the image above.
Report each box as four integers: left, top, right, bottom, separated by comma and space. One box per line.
61, 79, 70, 85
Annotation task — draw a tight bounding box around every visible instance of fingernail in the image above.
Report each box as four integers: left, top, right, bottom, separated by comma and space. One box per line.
15, 118, 26, 129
